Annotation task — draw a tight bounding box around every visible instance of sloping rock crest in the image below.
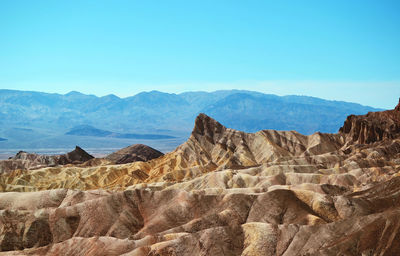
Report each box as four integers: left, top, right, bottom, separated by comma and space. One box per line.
0, 146, 93, 173
105, 144, 164, 164
1, 101, 400, 255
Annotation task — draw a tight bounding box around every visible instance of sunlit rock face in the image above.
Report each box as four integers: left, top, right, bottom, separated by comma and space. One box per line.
1, 101, 400, 255
339, 98, 400, 145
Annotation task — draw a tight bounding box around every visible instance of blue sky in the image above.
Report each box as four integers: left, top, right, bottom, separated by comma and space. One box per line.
0, 0, 399, 108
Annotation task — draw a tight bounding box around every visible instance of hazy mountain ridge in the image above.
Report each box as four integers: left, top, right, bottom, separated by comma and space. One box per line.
202, 92, 375, 133
66, 125, 175, 139
0, 89, 381, 151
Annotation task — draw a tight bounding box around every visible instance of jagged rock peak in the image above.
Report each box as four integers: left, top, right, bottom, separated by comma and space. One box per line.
192, 113, 226, 138
66, 146, 94, 162
339, 100, 400, 145
395, 97, 400, 111
14, 151, 27, 158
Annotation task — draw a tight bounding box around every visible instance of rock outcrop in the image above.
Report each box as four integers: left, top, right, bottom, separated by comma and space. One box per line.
339, 98, 400, 145
1, 102, 400, 255
0, 146, 93, 173
105, 144, 164, 164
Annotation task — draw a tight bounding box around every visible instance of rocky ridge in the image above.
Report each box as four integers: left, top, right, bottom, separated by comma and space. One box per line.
339, 98, 400, 145
105, 144, 164, 164
0, 101, 400, 255
0, 146, 93, 174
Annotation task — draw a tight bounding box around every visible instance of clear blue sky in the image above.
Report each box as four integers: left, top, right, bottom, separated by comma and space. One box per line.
0, 0, 399, 108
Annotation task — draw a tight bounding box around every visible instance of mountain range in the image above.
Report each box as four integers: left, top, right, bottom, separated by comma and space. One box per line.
65, 125, 175, 139
0, 89, 381, 153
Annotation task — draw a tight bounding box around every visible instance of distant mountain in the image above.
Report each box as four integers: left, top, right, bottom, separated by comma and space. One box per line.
0, 89, 382, 151
66, 125, 176, 139
66, 125, 114, 137
201, 92, 376, 134
0, 138, 6, 141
